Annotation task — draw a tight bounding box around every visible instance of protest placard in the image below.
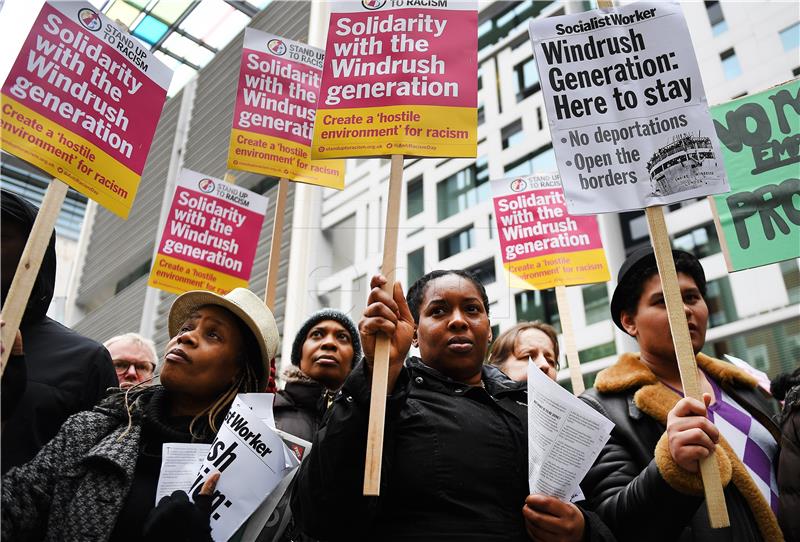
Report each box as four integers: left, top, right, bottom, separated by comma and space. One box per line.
709, 79, 800, 272
528, 1, 729, 215
148, 169, 268, 296
527, 360, 614, 501
491, 173, 609, 289
229, 29, 345, 189
1, 1, 171, 219
188, 394, 298, 542
491, 172, 609, 394
311, 0, 477, 159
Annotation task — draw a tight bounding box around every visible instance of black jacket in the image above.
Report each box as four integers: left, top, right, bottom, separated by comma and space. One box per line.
776, 380, 800, 542
274, 368, 330, 443
580, 353, 783, 542
292, 357, 615, 542
0, 191, 117, 473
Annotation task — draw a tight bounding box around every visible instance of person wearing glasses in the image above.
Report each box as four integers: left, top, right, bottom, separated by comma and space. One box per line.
104, 333, 158, 389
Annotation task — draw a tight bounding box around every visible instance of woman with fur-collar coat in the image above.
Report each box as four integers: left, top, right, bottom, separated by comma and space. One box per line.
580, 248, 783, 542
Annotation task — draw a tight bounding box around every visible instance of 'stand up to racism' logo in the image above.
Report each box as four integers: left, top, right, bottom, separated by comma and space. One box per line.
77, 8, 102, 32
267, 39, 287, 56
510, 178, 528, 192
362, 0, 387, 10
198, 178, 216, 194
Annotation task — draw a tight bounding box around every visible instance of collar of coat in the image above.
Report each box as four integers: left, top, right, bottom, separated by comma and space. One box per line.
594, 352, 782, 541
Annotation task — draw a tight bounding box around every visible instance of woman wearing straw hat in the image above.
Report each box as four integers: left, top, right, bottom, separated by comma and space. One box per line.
1, 288, 280, 542
580, 247, 782, 541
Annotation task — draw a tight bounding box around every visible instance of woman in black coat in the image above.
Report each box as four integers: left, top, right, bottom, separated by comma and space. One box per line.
274, 309, 361, 442
580, 247, 783, 541
292, 270, 614, 542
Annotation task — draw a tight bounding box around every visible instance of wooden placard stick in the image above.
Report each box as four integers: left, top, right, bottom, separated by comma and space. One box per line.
364, 154, 404, 496
553, 285, 584, 395
1, 180, 69, 375
264, 178, 289, 309
645, 206, 730, 528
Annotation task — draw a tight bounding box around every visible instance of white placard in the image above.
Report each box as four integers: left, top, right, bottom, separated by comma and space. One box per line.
527, 360, 614, 501
189, 394, 299, 542
528, 1, 729, 214
155, 443, 212, 505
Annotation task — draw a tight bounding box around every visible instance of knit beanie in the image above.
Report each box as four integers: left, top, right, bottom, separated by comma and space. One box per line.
291, 309, 362, 368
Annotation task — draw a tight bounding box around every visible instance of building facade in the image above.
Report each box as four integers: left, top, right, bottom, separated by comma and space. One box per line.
285, 0, 800, 386
61, 1, 799, 384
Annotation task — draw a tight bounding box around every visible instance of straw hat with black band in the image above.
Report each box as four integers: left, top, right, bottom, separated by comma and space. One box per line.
168, 288, 280, 390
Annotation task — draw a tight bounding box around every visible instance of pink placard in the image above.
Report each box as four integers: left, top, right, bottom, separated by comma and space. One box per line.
156, 171, 268, 280
2, 2, 169, 175
319, 8, 477, 109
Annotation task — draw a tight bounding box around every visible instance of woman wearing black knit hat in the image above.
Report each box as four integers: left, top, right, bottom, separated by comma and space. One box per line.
580, 247, 783, 541
273, 309, 362, 443
257, 310, 361, 542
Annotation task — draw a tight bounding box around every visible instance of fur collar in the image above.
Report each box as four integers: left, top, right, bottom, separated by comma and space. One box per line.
595, 352, 757, 396
595, 353, 781, 540
281, 366, 316, 385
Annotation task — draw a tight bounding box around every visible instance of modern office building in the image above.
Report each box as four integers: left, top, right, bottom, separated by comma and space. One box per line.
59, 1, 798, 383
285, 0, 800, 386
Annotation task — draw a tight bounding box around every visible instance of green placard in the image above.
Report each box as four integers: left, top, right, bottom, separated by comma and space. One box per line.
711, 79, 800, 272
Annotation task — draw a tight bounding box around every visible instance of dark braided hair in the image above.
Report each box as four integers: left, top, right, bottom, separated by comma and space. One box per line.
406, 269, 490, 324
617, 251, 707, 319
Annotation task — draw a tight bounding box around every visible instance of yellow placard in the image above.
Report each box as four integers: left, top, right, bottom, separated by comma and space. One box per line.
227, 129, 344, 189
504, 248, 610, 290
148, 254, 247, 296
1, 96, 140, 219
311, 104, 477, 159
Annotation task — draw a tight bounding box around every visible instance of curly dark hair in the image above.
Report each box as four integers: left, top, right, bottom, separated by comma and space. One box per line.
406, 269, 490, 324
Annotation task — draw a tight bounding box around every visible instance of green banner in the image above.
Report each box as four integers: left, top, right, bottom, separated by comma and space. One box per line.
711, 79, 800, 271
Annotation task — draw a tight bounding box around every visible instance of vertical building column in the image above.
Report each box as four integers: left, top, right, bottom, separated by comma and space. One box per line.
139, 78, 198, 339
281, 1, 332, 368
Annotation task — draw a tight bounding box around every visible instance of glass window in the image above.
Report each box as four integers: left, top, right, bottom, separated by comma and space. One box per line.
407, 248, 425, 285
705, 1, 727, 36
437, 157, 489, 221
705, 276, 738, 327
560, 370, 600, 394
407, 176, 423, 218
439, 226, 475, 260
579, 341, 617, 363
132, 15, 169, 45
1, 161, 87, 241
780, 260, 800, 305
513, 57, 540, 101
477, 104, 485, 125
721, 48, 741, 80
478, 1, 553, 53
781, 22, 800, 51
582, 283, 609, 325
704, 319, 800, 379
515, 289, 561, 332
504, 145, 556, 177
619, 211, 648, 250
467, 258, 496, 285
324, 214, 356, 273
501, 119, 524, 149
672, 223, 721, 259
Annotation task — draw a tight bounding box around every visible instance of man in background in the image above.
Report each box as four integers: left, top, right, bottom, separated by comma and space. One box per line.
104, 333, 158, 389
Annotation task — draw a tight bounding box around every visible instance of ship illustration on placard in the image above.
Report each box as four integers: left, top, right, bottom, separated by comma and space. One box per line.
646, 132, 718, 197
